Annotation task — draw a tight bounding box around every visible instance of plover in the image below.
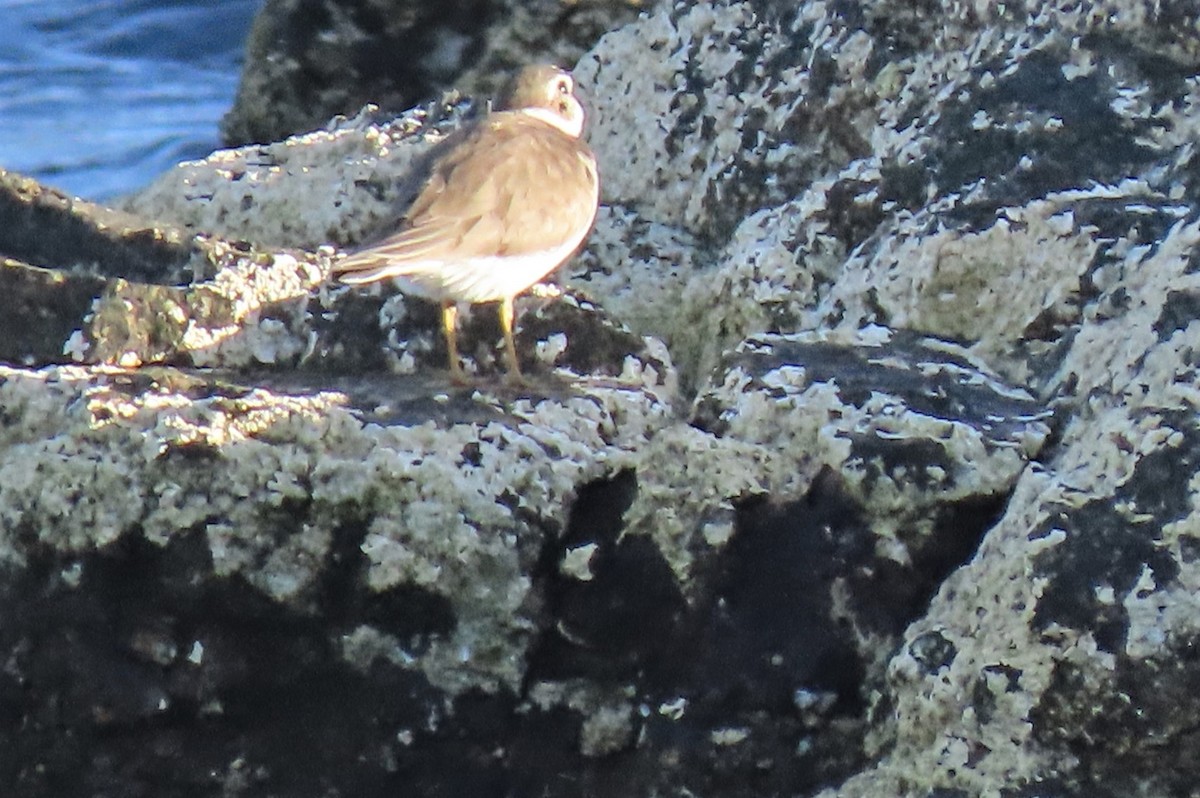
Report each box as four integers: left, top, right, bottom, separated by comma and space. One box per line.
334, 64, 600, 382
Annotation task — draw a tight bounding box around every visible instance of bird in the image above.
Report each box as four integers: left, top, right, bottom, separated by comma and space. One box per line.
333, 64, 600, 383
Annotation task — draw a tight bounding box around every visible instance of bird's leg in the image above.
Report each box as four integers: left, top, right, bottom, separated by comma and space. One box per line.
442, 301, 467, 384
499, 296, 524, 382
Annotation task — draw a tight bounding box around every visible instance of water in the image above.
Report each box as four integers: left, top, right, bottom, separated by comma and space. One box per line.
0, 0, 260, 200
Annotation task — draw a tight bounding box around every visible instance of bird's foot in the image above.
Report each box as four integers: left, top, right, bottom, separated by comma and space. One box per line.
502, 369, 530, 389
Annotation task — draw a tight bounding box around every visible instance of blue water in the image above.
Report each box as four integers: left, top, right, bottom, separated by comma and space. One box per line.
0, 0, 260, 200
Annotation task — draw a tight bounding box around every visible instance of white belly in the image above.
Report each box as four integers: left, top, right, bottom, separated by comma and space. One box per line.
389, 235, 585, 303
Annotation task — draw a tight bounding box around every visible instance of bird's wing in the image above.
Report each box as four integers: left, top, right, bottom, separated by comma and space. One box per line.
335, 112, 598, 281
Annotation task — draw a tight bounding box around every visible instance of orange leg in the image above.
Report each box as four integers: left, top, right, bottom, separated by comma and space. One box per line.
499, 296, 523, 381
442, 301, 466, 383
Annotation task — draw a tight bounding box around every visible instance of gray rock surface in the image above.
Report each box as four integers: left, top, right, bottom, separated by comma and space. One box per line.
3, 1, 1200, 796
221, 0, 651, 146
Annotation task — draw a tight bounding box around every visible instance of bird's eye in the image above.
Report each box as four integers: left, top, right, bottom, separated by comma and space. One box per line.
557, 78, 571, 95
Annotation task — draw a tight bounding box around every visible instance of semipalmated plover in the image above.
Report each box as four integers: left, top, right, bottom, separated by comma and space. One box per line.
334, 64, 600, 382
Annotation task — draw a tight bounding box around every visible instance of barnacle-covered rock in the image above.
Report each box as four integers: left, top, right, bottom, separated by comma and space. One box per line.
5, 0, 1200, 796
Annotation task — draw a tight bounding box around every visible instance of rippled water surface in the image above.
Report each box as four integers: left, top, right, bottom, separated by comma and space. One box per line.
0, 0, 260, 199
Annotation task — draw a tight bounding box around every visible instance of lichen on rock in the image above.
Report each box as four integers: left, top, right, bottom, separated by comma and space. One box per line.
5, 0, 1200, 795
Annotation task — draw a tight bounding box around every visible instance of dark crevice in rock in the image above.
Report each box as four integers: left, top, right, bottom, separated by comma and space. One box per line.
0, 527, 450, 798
527, 468, 687, 683
693, 475, 870, 719
0, 169, 192, 282
0, 259, 108, 365
318, 518, 456, 646
824, 177, 887, 254
1032, 497, 1169, 653
1031, 645, 1200, 796
1154, 288, 1200, 342
1033, 411, 1194, 652
526, 467, 896, 796
852, 491, 1007, 639
516, 297, 650, 379
708, 331, 1053, 449
932, 45, 1162, 220
645, 471, 872, 796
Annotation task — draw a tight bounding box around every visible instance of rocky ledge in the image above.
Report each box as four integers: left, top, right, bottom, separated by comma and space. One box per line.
2, 1, 1200, 797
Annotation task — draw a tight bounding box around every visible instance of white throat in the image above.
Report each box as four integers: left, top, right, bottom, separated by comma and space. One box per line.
520, 106, 583, 138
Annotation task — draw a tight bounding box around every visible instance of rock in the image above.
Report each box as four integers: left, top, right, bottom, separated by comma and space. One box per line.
221, 0, 651, 147
3, 0, 1200, 796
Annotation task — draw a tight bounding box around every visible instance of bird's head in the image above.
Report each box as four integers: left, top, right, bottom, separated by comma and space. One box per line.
496, 64, 585, 138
